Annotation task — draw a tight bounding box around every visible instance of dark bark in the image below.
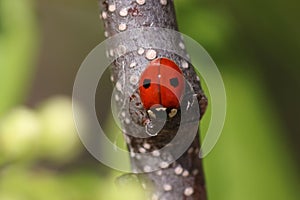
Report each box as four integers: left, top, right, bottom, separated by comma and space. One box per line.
99, 1, 207, 199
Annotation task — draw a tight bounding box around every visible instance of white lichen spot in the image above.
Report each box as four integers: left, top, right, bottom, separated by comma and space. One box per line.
163, 184, 172, 191
146, 49, 157, 60
179, 42, 185, 49
118, 45, 126, 55
116, 81, 122, 91
156, 170, 162, 176
119, 8, 128, 16
125, 136, 131, 143
130, 151, 135, 157
138, 48, 145, 55
110, 75, 114, 82
196, 76, 200, 81
184, 187, 194, 196
104, 31, 109, 37
174, 165, 183, 175
101, 11, 107, 19
143, 143, 151, 149
108, 4, 116, 12
106, 51, 110, 58
125, 118, 131, 124
136, 0, 146, 5
152, 150, 160, 157
182, 60, 189, 69
121, 111, 126, 117
139, 147, 146, 153
115, 94, 120, 101
182, 170, 189, 177
143, 165, 151, 172
160, 161, 169, 169
160, 0, 168, 6
129, 62, 137, 68
118, 23, 127, 31
109, 49, 114, 57
188, 147, 194, 154
168, 108, 177, 118
136, 154, 141, 160
130, 75, 139, 85
192, 169, 199, 175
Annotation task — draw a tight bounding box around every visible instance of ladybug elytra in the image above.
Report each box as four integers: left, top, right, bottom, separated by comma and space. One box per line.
139, 58, 185, 110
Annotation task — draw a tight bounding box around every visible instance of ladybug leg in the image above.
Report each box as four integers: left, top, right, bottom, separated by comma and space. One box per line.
168, 108, 178, 118
147, 110, 156, 119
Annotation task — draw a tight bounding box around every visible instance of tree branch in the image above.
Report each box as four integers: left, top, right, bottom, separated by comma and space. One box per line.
99, 1, 207, 199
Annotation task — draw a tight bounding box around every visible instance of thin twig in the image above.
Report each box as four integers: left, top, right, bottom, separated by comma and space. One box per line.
99, 1, 207, 199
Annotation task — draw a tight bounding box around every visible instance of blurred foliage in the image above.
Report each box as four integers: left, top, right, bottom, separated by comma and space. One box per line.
0, 0, 39, 117
0, 96, 143, 200
0, 97, 81, 164
0, 0, 299, 199
0, 166, 143, 200
201, 68, 298, 199
176, 0, 299, 199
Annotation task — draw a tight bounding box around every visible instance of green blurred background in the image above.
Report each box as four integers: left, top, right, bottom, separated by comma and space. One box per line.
0, 0, 299, 199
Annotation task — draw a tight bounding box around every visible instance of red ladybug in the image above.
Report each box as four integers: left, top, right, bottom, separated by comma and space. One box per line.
139, 58, 185, 110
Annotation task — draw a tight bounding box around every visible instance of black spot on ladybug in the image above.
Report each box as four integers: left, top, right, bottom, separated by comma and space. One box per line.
143, 79, 151, 89
170, 77, 179, 87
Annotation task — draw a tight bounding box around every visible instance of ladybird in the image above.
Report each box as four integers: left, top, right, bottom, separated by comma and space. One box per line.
139, 58, 185, 110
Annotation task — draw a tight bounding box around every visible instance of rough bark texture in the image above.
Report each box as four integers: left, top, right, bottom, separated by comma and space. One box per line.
99, 1, 207, 199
